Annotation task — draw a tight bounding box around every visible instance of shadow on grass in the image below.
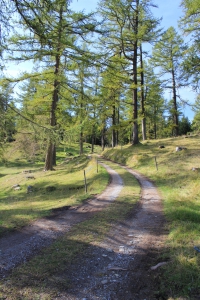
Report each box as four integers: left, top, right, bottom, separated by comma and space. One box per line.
0, 174, 6, 179
167, 206, 200, 224
0, 169, 110, 236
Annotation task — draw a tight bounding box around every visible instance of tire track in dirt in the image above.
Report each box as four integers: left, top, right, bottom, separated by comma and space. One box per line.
0, 163, 123, 278
56, 161, 167, 300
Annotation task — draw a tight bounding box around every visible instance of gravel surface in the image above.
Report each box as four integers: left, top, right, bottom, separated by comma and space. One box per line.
0, 160, 167, 299
0, 163, 123, 278
53, 163, 167, 300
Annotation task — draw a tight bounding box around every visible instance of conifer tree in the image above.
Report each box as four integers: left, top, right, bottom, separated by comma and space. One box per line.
151, 27, 186, 136
0, 84, 16, 143
143, 66, 165, 139
99, 55, 126, 148
5, 0, 101, 170
180, 0, 200, 91
98, 0, 160, 145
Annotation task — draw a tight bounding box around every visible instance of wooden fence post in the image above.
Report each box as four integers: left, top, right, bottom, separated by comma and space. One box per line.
84, 170, 87, 193
155, 156, 158, 171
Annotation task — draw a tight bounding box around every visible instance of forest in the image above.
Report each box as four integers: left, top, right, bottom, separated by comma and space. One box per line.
0, 0, 199, 170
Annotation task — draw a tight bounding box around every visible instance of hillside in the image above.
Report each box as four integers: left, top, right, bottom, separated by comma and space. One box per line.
0, 136, 200, 299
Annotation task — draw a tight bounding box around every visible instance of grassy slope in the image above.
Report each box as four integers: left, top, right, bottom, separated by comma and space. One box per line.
0, 143, 108, 236
103, 135, 200, 299
1, 137, 200, 299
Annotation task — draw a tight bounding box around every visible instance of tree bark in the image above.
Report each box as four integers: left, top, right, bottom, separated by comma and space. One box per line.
140, 44, 147, 141
116, 107, 119, 146
91, 134, 94, 153
172, 68, 179, 136
132, 1, 139, 145
101, 125, 106, 151
80, 130, 84, 155
132, 41, 139, 145
44, 6, 63, 170
112, 104, 116, 148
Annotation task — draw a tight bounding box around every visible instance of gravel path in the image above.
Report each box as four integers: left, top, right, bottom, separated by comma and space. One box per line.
0, 163, 123, 278
54, 162, 167, 300
0, 160, 167, 299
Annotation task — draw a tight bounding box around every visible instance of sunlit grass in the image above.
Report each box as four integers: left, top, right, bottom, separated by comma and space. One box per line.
103, 134, 200, 299
0, 160, 140, 299
1, 136, 200, 298
0, 143, 108, 236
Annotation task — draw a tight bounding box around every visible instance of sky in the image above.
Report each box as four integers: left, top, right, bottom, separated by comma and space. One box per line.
5, 0, 198, 121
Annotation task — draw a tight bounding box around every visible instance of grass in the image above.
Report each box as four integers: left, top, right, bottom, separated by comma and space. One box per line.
103, 135, 200, 299
1, 136, 200, 299
0, 160, 140, 299
0, 143, 108, 236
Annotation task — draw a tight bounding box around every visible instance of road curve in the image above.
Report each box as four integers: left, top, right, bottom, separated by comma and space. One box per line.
57, 160, 167, 300
0, 163, 123, 278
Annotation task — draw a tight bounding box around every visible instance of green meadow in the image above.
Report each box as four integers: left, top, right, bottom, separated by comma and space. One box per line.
103, 135, 200, 299
0, 135, 200, 299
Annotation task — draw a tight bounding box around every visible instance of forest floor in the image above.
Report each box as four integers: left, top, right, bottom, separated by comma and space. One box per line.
0, 159, 168, 300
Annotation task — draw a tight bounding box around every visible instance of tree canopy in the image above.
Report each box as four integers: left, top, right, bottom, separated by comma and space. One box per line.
0, 0, 198, 167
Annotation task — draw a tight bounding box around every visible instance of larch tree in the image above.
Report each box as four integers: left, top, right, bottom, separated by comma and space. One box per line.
70, 49, 94, 155
99, 54, 126, 148
151, 26, 186, 136
191, 94, 200, 131
143, 65, 165, 139
180, 0, 200, 91
98, 0, 160, 145
4, 0, 101, 170
0, 84, 16, 144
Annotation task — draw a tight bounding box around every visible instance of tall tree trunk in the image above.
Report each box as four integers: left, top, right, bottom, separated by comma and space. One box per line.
52, 144, 56, 166
140, 44, 147, 141
172, 68, 179, 136
101, 127, 105, 151
79, 73, 85, 155
112, 104, 116, 148
44, 70, 60, 170
80, 130, 84, 155
44, 6, 63, 171
116, 107, 119, 146
91, 112, 96, 153
132, 41, 139, 145
44, 142, 54, 171
132, 0, 139, 145
91, 134, 94, 153
154, 108, 157, 139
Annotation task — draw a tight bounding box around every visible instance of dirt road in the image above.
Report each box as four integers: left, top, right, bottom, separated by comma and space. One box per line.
0, 160, 167, 299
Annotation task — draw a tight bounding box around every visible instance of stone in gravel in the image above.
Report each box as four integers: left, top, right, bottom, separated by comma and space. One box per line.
106, 248, 113, 252
108, 256, 114, 261
150, 261, 167, 270
101, 279, 108, 284
127, 241, 134, 245
119, 246, 125, 253
102, 254, 107, 257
